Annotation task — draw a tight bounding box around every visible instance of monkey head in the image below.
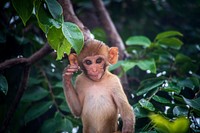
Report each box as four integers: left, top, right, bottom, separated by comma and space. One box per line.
68, 39, 118, 81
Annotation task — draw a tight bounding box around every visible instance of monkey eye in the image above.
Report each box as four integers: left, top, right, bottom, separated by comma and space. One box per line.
85, 60, 92, 65
96, 57, 103, 64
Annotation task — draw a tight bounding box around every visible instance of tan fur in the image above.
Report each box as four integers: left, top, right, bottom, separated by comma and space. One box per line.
63, 39, 135, 133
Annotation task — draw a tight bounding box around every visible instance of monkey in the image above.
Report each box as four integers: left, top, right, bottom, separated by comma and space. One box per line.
62, 39, 135, 133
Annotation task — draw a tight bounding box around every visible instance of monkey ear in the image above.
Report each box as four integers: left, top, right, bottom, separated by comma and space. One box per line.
108, 47, 118, 64
68, 53, 78, 65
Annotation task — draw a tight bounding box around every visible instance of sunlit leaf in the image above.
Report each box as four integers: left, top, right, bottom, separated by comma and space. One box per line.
0, 74, 8, 95
155, 31, 183, 40
149, 113, 189, 133
62, 22, 84, 54
139, 99, 155, 111
24, 101, 52, 123
126, 36, 151, 47
47, 26, 71, 60
12, 0, 33, 25
182, 96, 200, 110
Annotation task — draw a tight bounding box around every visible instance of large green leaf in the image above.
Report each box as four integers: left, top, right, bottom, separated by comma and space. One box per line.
37, 1, 61, 28
21, 87, 49, 102
182, 96, 200, 110
41, 113, 73, 133
139, 98, 155, 111
122, 59, 156, 73
126, 36, 151, 47
47, 26, 71, 60
175, 54, 192, 63
163, 82, 181, 94
12, 0, 33, 25
152, 95, 170, 104
62, 22, 84, 54
157, 37, 183, 50
137, 59, 156, 74
24, 101, 52, 123
136, 77, 165, 96
134, 105, 149, 118
0, 74, 8, 95
45, 0, 63, 19
155, 31, 183, 40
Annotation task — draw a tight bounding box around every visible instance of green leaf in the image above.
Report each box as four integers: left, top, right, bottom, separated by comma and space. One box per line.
45, 0, 63, 19
126, 36, 151, 47
139, 98, 155, 111
122, 59, 156, 74
134, 105, 149, 118
175, 54, 192, 63
41, 114, 73, 133
155, 31, 183, 40
91, 27, 107, 42
152, 95, 170, 104
157, 37, 183, 50
37, 2, 61, 29
121, 60, 137, 72
62, 22, 84, 54
173, 106, 188, 116
137, 59, 156, 74
47, 26, 71, 60
0, 74, 8, 95
182, 96, 200, 110
137, 77, 165, 96
12, 0, 33, 25
59, 102, 71, 113
21, 87, 49, 102
163, 82, 181, 94
24, 101, 52, 123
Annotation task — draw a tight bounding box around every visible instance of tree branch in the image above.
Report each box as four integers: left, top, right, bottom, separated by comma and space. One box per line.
0, 43, 53, 71
0, 43, 52, 132
58, 0, 92, 42
91, 0, 130, 93
91, 0, 128, 60
0, 66, 30, 133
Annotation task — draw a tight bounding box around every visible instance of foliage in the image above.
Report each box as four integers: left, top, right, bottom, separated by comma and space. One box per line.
12, 0, 84, 60
0, 0, 200, 133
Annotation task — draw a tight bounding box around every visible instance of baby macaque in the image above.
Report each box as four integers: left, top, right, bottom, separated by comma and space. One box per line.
63, 39, 135, 133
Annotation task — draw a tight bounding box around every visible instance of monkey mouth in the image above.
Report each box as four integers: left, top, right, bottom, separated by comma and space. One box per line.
88, 74, 102, 81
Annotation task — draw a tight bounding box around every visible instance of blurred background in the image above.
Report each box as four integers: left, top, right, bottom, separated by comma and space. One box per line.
0, 0, 200, 132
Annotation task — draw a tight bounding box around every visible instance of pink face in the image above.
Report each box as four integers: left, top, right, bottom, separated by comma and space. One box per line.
82, 55, 106, 81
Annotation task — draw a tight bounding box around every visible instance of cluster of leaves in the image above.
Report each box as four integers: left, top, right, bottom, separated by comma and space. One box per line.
117, 31, 200, 132
12, 0, 84, 60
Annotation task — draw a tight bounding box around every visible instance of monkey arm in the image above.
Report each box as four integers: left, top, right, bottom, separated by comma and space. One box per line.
112, 78, 135, 133
62, 66, 82, 117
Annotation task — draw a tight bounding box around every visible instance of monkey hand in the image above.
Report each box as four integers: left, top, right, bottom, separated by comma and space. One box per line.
122, 120, 134, 133
63, 65, 80, 83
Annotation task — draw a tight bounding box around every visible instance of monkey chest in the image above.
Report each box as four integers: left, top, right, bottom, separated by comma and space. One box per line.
81, 89, 117, 119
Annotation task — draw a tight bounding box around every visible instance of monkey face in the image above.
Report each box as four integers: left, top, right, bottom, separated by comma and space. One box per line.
82, 55, 107, 81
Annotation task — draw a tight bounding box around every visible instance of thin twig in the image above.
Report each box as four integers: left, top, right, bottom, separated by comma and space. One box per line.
0, 66, 30, 133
